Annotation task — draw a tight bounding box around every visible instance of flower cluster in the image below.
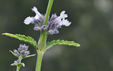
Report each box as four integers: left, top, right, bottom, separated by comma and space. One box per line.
13, 44, 30, 58
24, 6, 71, 35
10, 44, 30, 67
10, 44, 35, 67
13, 59, 21, 65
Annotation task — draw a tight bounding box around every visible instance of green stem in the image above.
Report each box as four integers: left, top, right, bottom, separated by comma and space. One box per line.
16, 66, 20, 71
39, 31, 47, 51
44, 0, 54, 25
36, 0, 54, 71
39, 0, 54, 51
35, 52, 44, 71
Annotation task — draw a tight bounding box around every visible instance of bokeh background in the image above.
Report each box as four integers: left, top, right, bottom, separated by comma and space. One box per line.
1, 0, 113, 71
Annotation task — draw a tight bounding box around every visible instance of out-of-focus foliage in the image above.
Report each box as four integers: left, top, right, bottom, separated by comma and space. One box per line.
1, 0, 113, 71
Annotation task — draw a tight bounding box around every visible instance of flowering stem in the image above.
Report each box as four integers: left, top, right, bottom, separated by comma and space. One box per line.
16, 66, 20, 71
39, 0, 54, 51
35, 52, 44, 71
44, 0, 54, 25
39, 31, 47, 51
36, 0, 54, 71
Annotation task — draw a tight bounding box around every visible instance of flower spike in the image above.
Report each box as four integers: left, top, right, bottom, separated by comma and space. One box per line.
24, 6, 71, 35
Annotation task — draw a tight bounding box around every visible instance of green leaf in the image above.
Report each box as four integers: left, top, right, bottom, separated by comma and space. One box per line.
9, 50, 18, 58
46, 40, 80, 51
19, 63, 25, 67
26, 54, 36, 58
11, 63, 25, 67
2, 33, 38, 50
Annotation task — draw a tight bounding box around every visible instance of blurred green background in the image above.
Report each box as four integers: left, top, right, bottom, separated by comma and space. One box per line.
1, 0, 113, 71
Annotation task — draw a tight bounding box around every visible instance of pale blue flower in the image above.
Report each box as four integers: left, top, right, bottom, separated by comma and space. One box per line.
24, 7, 71, 34
13, 44, 30, 58
14, 59, 20, 65
24, 7, 46, 31
47, 11, 71, 35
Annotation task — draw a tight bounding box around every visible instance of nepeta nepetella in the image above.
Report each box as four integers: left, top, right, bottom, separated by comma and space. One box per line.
10, 44, 35, 67
24, 7, 71, 35
2, 0, 80, 71
13, 44, 30, 58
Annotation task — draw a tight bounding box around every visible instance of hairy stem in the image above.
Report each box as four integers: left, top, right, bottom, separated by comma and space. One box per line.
44, 0, 54, 25
39, 31, 47, 51
36, 0, 54, 71
35, 52, 44, 71
39, 0, 54, 51
16, 66, 20, 71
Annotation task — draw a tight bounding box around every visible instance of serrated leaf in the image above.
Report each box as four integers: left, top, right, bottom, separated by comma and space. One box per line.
2, 33, 38, 50
46, 40, 80, 51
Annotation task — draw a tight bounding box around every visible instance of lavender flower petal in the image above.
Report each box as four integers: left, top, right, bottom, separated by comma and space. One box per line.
48, 30, 54, 35
24, 17, 33, 25
20, 50, 25, 54
13, 49, 20, 56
